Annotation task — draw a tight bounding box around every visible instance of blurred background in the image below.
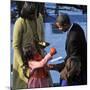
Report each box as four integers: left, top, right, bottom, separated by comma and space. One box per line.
11, 0, 87, 87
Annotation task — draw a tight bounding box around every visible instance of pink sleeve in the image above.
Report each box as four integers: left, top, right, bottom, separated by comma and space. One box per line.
29, 53, 52, 70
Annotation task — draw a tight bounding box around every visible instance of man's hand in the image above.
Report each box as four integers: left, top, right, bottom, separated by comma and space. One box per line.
47, 64, 56, 69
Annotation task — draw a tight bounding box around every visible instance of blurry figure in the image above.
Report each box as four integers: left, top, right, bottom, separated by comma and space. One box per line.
48, 13, 87, 86
13, 2, 49, 89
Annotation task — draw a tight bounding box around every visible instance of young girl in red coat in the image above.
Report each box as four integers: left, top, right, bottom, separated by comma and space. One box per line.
23, 46, 56, 88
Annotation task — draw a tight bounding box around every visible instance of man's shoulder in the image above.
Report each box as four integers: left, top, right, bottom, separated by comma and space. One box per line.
73, 23, 82, 30
70, 23, 83, 33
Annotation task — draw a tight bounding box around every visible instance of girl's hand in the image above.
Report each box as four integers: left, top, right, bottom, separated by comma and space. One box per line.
50, 47, 56, 56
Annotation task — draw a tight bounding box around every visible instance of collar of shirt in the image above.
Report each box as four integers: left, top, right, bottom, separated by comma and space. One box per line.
67, 23, 73, 34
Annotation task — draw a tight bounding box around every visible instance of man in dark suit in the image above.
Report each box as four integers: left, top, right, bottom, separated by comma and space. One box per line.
48, 13, 87, 86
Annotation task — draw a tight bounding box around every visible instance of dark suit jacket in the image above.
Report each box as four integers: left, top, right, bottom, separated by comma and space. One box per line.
65, 23, 87, 84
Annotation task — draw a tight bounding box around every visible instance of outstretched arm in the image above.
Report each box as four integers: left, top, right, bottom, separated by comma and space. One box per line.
28, 53, 52, 69
47, 62, 65, 72
28, 48, 56, 70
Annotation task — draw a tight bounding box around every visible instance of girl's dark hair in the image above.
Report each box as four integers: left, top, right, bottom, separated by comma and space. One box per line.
23, 47, 33, 61
23, 47, 33, 66
20, 2, 36, 19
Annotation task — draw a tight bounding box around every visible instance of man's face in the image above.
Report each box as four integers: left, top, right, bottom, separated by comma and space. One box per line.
55, 22, 69, 32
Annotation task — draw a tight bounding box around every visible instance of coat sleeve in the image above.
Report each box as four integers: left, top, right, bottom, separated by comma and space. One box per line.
28, 53, 52, 70
13, 18, 24, 67
67, 31, 81, 57
47, 62, 65, 72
